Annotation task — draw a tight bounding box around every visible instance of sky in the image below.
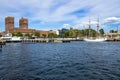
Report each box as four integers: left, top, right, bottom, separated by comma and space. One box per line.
0, 0, 120, 32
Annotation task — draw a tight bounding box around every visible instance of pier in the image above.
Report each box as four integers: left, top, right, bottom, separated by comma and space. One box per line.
105, 32, 120, 41
21, 38, 83, 43
1, 37, 120, 44
106, 38, 120, 41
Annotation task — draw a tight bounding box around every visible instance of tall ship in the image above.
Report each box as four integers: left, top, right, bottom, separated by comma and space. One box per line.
84, 17, 107, 42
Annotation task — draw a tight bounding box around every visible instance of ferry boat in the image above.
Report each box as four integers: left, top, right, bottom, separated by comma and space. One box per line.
0, 36, 22, 42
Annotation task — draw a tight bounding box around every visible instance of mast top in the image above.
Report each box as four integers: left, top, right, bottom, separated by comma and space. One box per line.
97, 16, 99, 33
89, 16, 91, 29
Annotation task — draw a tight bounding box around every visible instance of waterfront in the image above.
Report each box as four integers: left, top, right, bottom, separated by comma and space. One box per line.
0, 42, 120, 80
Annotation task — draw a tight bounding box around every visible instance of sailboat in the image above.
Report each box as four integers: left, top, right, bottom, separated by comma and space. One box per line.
84, 38, 107, 42
84, 17, 107, 42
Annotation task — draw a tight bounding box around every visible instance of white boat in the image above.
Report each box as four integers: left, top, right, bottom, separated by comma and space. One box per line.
0, 36, 22, 42
84, 38, 107, 42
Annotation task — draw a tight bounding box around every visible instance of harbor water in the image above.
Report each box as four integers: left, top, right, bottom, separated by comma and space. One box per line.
0, 42, 120, 80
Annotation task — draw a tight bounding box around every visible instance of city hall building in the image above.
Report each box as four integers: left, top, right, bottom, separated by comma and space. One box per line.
4, 16, 56, 36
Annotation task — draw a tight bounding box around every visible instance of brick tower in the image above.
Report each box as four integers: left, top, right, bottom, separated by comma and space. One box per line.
5, 16, 14, 33
19, 18, 28, 29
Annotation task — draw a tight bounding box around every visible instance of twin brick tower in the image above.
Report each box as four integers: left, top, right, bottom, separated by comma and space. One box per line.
5, 17, 28, 33
5, 16, 56, 36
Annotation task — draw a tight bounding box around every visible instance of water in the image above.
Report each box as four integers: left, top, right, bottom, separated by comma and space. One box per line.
0, 42, 120, 80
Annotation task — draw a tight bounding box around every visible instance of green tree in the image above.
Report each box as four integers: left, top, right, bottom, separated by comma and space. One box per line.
110, 30, 115, 33
64, 30, 74, 37
59, 28, 99, 38
25, 33, 32, 38
48, 33, 58, 38
12, 33, 16, 36
61, 33, 65, 38
16, 32, 23, 37
99, 29, 104, 36
77, 30, 84, 38
42, 34, 47, 38
68, 30, 74, 38
35, 32, 40, 37
91, 29, 97, 37
84, 29, 97, 37
59, 28, 69, 37
64, 31, 70, 38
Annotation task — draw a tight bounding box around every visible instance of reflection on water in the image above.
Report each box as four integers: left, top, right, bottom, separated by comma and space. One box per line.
0, 42, 120, 80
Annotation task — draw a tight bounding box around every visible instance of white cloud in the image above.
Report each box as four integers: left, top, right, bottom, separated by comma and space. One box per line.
0, 0, 120, 31
81, 21, 98, 25
104, 17, 120, 24
62, 24, 71, 29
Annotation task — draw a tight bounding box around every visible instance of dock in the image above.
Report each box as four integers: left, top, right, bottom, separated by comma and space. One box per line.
21, 38, 83, 43
106, 38, 120, 41
2, 37, 120, 44
22, 39, 71, 43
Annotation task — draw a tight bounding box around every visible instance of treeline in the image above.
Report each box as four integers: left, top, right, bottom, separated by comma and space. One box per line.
12, 28, 105, 38
59, 28, 105, 38
12, 32, 57, 38
109, 30, 118, 33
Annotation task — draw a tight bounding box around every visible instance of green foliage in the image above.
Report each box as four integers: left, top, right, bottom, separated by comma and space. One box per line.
42, 34, 47, 38
84, 29, 97, 37
110, 30, 115, 33
64, 30, 73, 38
99, 29, 104, 36
25, 33, 32, 38
59, 28, 69, 38
60, 28, 98, 38
35, 32, 40, 37
64, 29, 81, 38
16, 32, 23, 37
12, 33, 16, 36
48, 33, 58, 38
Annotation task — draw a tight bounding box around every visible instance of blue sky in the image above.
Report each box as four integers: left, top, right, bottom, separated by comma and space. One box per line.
0, 0, 120, 32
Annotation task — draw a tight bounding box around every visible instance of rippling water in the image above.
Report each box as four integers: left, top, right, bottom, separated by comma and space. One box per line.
0, 41, 120, 80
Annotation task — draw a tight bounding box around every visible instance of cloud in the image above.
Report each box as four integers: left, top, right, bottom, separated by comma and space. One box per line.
81, 21, 98, 25
62, 24, 71, 29
0, 0, 120, 32
104, 17, 120, 24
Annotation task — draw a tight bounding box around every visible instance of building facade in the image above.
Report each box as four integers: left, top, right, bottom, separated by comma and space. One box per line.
19, 18, 28, 29
5, 17, 14, 33
5, 16, 56, 36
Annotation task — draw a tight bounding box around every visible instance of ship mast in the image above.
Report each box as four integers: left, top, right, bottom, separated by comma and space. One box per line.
97, 16, 99, 33
88, 17, 91, 38
97, 16, 99, 37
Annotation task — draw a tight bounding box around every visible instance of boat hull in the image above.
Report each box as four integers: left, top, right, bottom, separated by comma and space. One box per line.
0, 37, 22, 43
84, 38, 107, 42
